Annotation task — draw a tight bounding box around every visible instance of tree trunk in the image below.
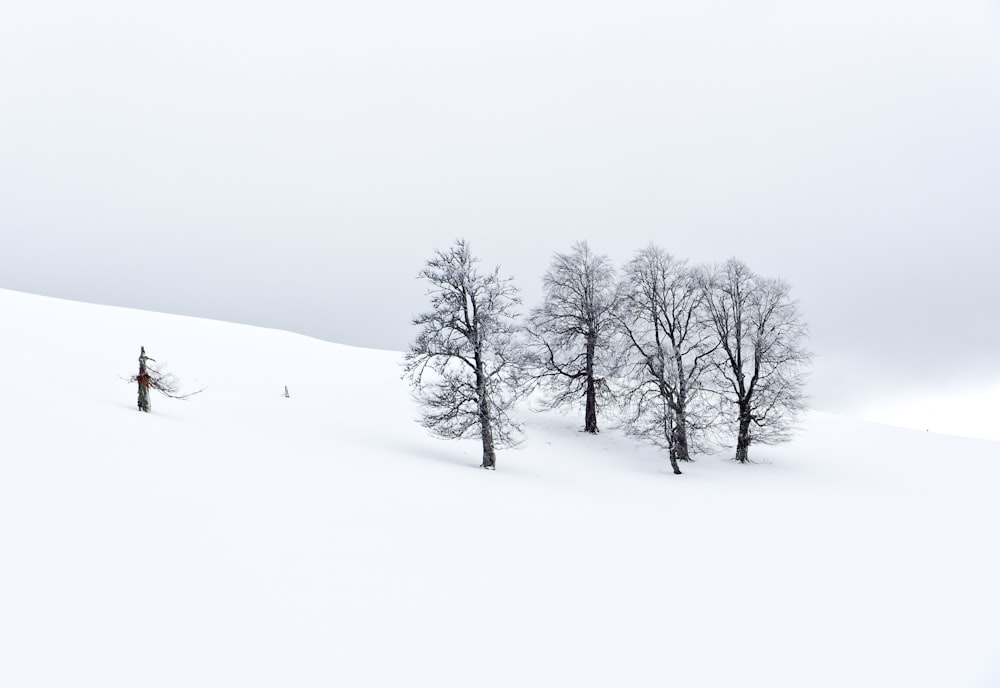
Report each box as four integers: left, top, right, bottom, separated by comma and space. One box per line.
584, 334, 598, 433
137, 347, 151, 413
673, 353, 691, 461
475, 354, 496, 469
480, 425, 496, 469
668, 445, 683, 475
735, 408, 752, 463
673, 405, 691, 462
479, 397, 496, 469
663, 405, 682, 475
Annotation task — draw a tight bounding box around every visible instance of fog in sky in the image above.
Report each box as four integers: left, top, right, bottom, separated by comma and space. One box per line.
3, 1, 999, 430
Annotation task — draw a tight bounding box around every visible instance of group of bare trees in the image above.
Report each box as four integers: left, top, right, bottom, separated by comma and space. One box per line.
406, 239, 810, 473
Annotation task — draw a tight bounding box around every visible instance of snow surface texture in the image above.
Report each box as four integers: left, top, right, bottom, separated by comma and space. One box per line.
2, 288, 998, 687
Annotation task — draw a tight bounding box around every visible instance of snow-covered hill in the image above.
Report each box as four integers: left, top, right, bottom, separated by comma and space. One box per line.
2, 288, 998, 687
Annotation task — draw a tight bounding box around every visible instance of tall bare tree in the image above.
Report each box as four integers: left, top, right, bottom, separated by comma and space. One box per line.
616, 245, 717, 474
404, 239, 526, 469
527, 241, 618, 434
702, 259, 811, 463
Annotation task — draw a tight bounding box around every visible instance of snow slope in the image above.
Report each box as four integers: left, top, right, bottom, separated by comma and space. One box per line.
2, 288, 998, 687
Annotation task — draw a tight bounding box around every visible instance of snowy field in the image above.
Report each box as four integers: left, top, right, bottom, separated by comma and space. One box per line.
2, 287, 998, 687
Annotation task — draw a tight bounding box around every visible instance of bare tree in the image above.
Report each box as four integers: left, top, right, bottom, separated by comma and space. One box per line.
526, 241, 618, 434
404, 239, 527, 469
130, 346, 201, 412
702, 259, 811, 463
616, 246, 717, 474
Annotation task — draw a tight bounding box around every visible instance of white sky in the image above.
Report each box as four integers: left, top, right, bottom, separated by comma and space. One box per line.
2, 0, 999, 434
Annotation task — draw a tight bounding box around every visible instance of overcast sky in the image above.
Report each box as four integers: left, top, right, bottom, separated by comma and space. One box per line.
2, 0, 999, 426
